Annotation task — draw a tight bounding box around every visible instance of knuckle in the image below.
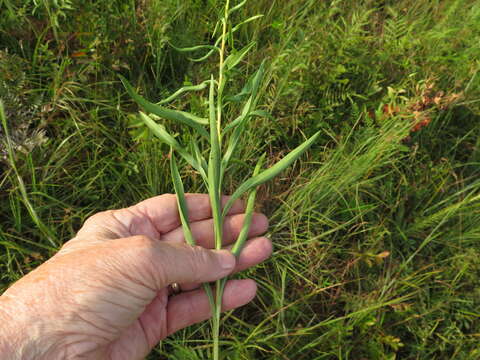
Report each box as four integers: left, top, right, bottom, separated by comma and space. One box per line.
160, 193, 176, 202
124, 235, 167, 288
130, 234, 155, 248
189, 245, 211, 274
84, 210, 112, 226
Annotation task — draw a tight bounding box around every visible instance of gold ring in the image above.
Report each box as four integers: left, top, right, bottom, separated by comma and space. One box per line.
169, 282, 181, 295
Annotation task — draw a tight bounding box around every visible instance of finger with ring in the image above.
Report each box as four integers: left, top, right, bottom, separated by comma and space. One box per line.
168, 282, 182, 296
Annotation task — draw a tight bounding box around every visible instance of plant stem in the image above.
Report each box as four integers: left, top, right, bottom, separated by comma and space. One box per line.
217, 0, 230, 140
212, 3, 230, 359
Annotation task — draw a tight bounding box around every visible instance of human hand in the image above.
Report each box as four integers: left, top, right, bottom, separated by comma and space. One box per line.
0, 194, 271, 360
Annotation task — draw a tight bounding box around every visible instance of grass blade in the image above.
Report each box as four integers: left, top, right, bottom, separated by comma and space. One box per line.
223, 131, 321, 216
170, 151, 196, 247
119, 75, 210, 138
0, 101, 58, 247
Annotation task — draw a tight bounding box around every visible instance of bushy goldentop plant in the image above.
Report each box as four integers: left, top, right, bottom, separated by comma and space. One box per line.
120, 0, 319, 358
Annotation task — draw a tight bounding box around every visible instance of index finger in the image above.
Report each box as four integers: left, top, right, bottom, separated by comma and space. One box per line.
129, 193, 245, 235
70, 194, 245, 248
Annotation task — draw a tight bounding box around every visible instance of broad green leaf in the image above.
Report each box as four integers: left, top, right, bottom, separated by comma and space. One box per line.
158, 81, 209, 105
224, 42, 256, 70
230, 153, 265, 257
119, 75, 210, 138
222, 131, 321, 216
170, 151, 195, 246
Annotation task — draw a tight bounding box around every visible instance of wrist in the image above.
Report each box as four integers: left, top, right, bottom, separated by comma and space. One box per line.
0, 295, 51, 360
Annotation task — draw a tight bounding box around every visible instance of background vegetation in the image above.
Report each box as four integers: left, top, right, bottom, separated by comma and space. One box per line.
1, 0, 479, 358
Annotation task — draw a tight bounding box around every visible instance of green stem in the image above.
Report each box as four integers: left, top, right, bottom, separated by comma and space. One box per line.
211, 2, 231, 359
217, 0, 230, 139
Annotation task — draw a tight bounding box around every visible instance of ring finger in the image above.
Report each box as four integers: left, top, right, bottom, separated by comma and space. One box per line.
168, 236, 272, 294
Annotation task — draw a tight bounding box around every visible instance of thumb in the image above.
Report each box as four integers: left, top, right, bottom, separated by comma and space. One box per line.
109, 235, 236, 289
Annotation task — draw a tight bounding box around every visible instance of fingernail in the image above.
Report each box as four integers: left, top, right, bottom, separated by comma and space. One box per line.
215, 250, 235, 271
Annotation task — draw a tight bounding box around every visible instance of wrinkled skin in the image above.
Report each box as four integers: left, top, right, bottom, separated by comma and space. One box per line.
0, 194, 271, 360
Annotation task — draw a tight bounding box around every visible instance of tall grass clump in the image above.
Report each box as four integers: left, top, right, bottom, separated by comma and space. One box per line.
120, 1, 319, 358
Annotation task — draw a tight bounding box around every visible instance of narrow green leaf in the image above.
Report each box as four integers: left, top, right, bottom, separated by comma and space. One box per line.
203, 283, 215, 313
158, 81, 209, 105
207, 75, 223, 250
170, 151, 195, 246
223, 109, 272, 135
190, 137, 208, 181
139, 112, 199, 171
222, 107, 271, 166
224, 42, 256, 70
218, 155, 265, 299
222, 131, 321, 216
209, 76, 217, 131
231, 15, 264, 33
170, 43, 220, 53
223, 96, 253, 132
212, 19, 221, 38
227, 60, 266, 103
190, 48, 217, 63
250, 60, 266, 99
249, 109, 272, 119
119, 75, 210, 138
230, 153, 265, 257
228, 0, 247, 15
170, 42, 221, 62
208, 75, 221, 192
139, 112, 180, 149
221, 121, 244, 173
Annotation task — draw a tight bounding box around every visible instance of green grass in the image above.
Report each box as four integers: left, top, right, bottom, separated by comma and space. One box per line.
1, 0, 480, 358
